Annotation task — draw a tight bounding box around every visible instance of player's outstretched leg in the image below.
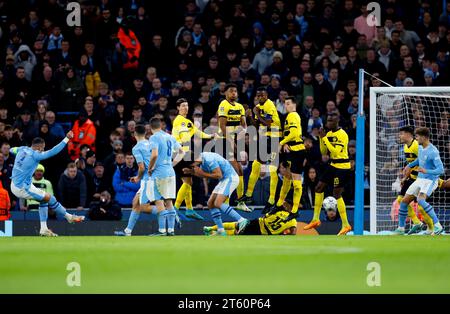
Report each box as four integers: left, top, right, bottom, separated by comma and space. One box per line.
38, 202, 57, 237
48, 195, 84, 223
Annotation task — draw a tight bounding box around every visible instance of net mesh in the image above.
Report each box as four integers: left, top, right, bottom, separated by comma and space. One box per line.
374, 91, 450, 233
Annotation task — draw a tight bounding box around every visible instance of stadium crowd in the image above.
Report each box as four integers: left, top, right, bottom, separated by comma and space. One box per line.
0, 0, 449, 216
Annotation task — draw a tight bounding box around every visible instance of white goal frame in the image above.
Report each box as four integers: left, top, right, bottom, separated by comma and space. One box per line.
369, 86, 450, 234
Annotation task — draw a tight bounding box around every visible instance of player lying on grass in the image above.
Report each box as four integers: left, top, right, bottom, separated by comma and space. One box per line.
183, 152, 250, 236
203, 199, 297, 236
397, 126, 434, 234
395, 127, 444, 235
10, 131, 85, 236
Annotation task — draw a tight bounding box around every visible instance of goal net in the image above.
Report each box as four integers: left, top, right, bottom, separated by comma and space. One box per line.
370, 87, 450, 234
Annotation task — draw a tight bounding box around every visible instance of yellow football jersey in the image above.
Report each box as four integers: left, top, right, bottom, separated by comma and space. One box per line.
256, 99, 281, 137
172, 115, 210, 152
320, 128, 351, 169
259, 210, 297, 235
217, 99, 245, 134
404, 139, 419, 180
279, 111, 305, 151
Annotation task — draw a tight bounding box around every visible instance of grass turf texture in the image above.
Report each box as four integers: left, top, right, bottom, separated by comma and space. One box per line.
1, 236, 450, 294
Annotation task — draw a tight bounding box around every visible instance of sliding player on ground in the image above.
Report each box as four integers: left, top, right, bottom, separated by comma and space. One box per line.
172, 98, 216, 221
398, 126, 434, 234
10, 131, 84, 236
203, 199, 297, 236
217, 83, 247, 208
237, 87, 281, 213
304, 113, 352, 235
183, 152, 250, 236
396, 127, 444, 235
114, 124, 157, 236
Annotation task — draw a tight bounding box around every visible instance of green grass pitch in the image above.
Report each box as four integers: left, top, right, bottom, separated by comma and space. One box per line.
1, 236, 450, 294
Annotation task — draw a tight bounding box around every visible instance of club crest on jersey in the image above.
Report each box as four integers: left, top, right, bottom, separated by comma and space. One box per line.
181, 122, 186, 127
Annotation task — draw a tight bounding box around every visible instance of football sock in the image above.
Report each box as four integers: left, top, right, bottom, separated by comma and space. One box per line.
175, 183, 189, 208
336, 197, 350, 228
268, 165, 278, 205
313, 192, 324, 221
237, 176, 244, 198
398, 202, 408, 228
125, 210, 140, 234
292, 179, 303, 214
210, 208, 223, 230
246, 160, 261, 197
223, 222, 237, 231
166, 207, 176, 233
48, 196, 71, 219
220, 203, 244, 222
418, 205, 434, 229
185, 184, 193, 210
397, 196, 421, 225
276, 178, 292, 207
158, 209, 168, 233
39, 202, 48, 231
417, 199, 439, 224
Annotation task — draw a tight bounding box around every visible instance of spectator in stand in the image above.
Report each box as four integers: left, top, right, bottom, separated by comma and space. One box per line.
112, 152, 139, 207
88, 190, 122, 221
24, 164, 53, 213
58, 162, 87, 210
0, 172, 11, 215
45, 111, 65, 141
86, 162, 113, 205
68, 111, 96, 161
252, 38, 275, 75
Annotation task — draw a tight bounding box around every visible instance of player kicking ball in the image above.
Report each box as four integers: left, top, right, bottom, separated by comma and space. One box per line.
183, 152, 250, 236
395, 127, 444, 235
10, 131, 85, 236
203, 199, 297, 236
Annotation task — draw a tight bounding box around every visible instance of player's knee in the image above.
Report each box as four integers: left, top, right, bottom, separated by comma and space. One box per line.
332, 190, 342, 199
207, 199, 215, 209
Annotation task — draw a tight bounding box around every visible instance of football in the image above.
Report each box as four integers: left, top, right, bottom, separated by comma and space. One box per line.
322, 196, 338, 211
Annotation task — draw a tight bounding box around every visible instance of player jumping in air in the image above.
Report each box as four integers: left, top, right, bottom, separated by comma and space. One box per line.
237, 87, 282, 213
203, 199, 297, 236
217, 83, 247, 209
397, 126, 434, 235
114, 124, 158, 236
10, 131, 85, 236
270, 96, 306, 221
304, 113, 352, 235
183, 152, 250, 236
148, 117, 185, 236
172, 98, 217, 221
395, 127, 444, 235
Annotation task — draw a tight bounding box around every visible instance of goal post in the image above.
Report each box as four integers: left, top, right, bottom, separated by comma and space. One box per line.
369, 86, 450, 234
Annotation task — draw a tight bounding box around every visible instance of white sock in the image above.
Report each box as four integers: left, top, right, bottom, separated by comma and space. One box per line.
64, 213, 72, 220
435, 222, 442, 228
159, 228, 166, 233
398, 227, 405, 231
40, 221, 48, 231
167, 228, 174, 233
124, 228, 132, 234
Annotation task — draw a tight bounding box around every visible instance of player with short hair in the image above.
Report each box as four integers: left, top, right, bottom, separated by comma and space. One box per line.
114, 124, 157, 236
183, 152, 250, 236
148, 117, 185, 236
395, 127, 444, 235
237, 87, 281, 213
304, 113, 352, 235
217, 83, 247, 207
270, 96, 306, 221
172, 98, 216, 221
397, 126, 434, 234
203, 199, 297, 236
10, 131, 85, 236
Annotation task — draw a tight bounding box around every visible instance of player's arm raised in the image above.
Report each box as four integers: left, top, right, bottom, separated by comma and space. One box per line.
33, 131, 74, 161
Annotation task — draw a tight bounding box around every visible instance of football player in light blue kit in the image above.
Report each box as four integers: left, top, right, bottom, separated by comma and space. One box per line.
10, 131, 85, 236
114, 124, 158, 236
183, 152, 250, 236
148, 118, 185, 236
397, 127, 444, 235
